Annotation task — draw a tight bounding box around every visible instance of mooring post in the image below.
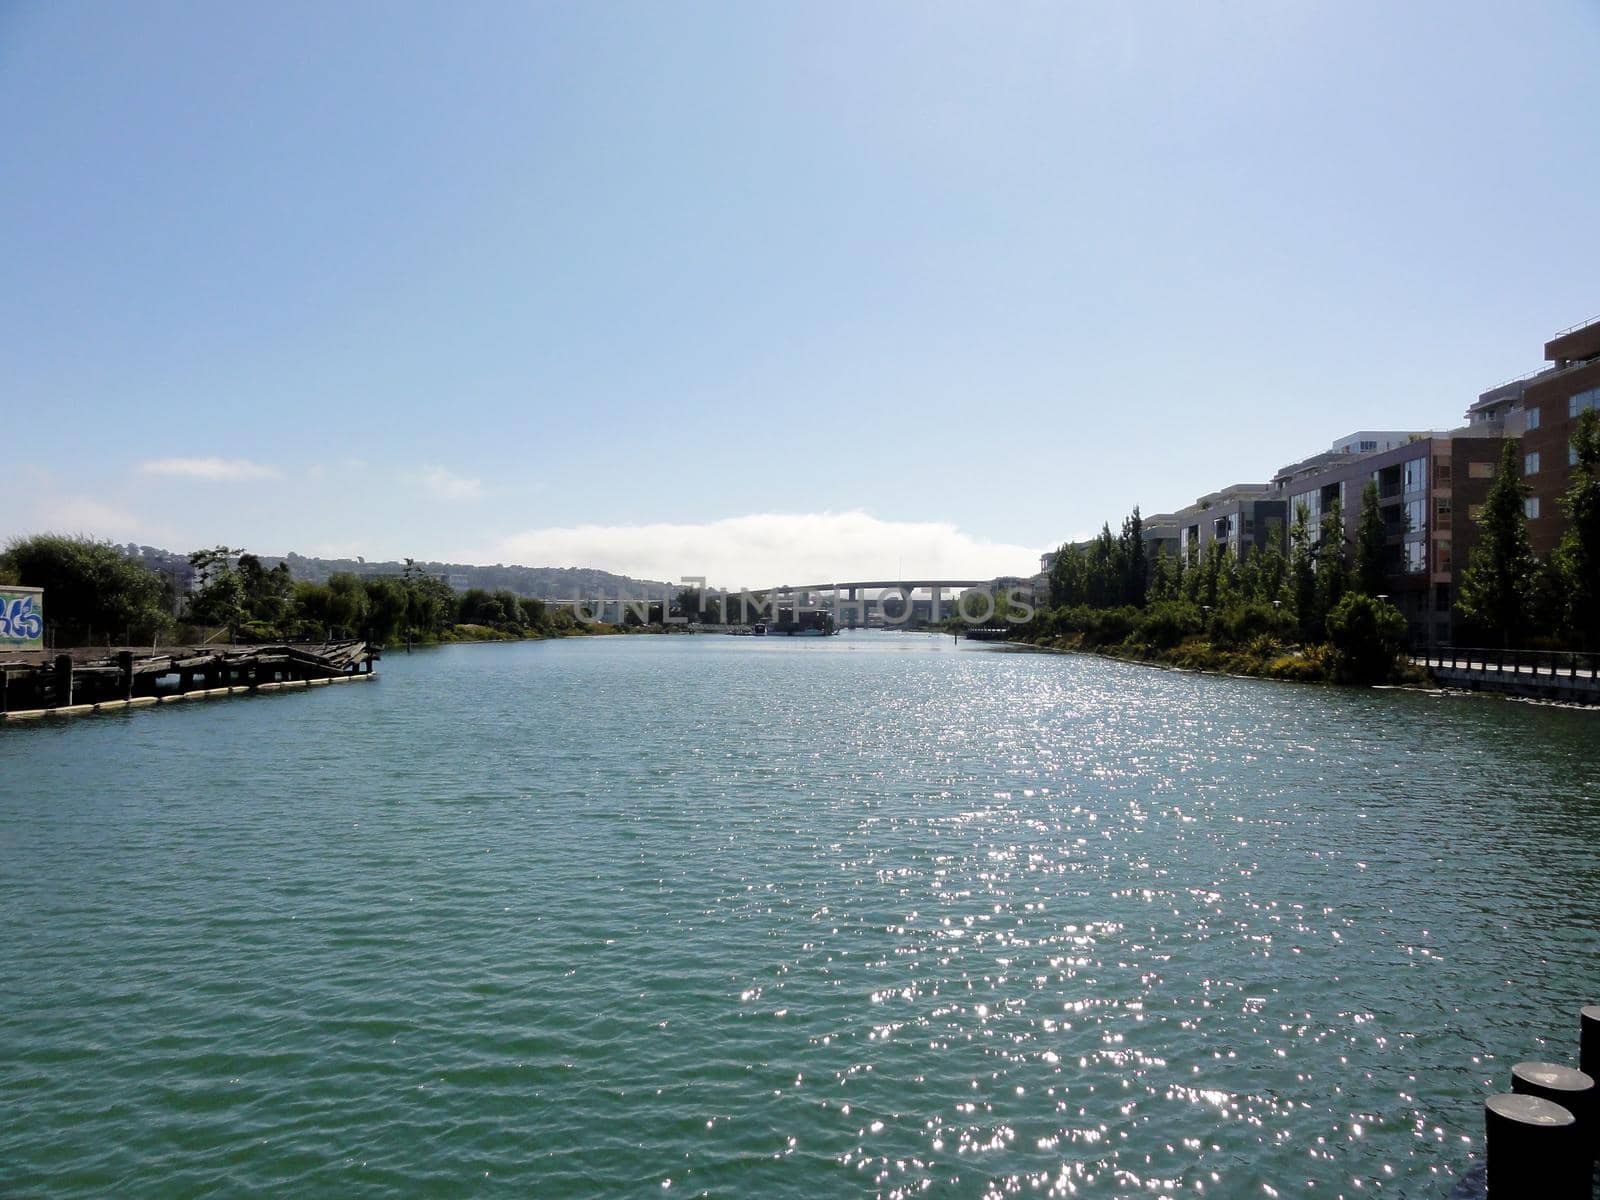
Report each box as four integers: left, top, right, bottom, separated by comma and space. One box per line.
1581, 1006, 1600, 1083
118, 651, 134, 701
1511, 1060, 1596, 1165
53, 654, 73, 708
1485, 1092, 1586, 1198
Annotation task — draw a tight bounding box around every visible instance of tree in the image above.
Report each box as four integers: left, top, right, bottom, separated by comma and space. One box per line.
325, 573, 370, 637
186, 546, 247, 633
1455, 441, 1536, 647
1290, 502, 1316, 640
2, 534, 171, 644
1120, 507, 1148, 608
1354, 481, 1388, 598
362, 576, 410, 642
1049, 544, 1085, 608
1557, 408, 1600, 648
1312, 499, 1348, 638
1326, 593, 1408, 684
238, 554, 294, 629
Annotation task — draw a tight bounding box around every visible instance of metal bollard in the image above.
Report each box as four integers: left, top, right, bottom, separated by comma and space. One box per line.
1484, 1093, 1586, 1199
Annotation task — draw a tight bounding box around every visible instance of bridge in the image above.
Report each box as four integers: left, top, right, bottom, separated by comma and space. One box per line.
551, 579, 1038, 628
722, 580, 1024, 628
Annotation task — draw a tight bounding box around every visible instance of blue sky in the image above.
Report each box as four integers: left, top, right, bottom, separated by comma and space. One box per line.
4, 1, 1597, 586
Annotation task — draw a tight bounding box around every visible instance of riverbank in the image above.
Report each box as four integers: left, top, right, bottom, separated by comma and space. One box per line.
1012, 630, 1432, 688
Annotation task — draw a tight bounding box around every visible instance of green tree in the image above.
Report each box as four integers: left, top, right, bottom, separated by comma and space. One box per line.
1312, 498, 1348, 638
362, 576, 410, 642
1120, 507, 1148, 608
401, 559, 455, 637
2, 534, 172, 644
186, 546, 248, 633
325, 573, 370, 637
1289, 502, 1316, 639
1354, 481, 1388, 598
1326, 593, 1408, 684
1455, 441, 1536, 647
237, 554, 294, 630
1556, 408, 1600, 648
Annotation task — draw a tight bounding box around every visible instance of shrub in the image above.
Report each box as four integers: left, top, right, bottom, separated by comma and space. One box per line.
1325, 594, 1408, 684
1209, 601, 1286, 648
1136, 601, 1203, 649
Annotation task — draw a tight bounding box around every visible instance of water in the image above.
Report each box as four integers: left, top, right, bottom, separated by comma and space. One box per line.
2, 632, 1596, 1198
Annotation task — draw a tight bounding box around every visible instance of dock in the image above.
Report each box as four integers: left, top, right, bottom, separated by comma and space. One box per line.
0, 641, 379, 721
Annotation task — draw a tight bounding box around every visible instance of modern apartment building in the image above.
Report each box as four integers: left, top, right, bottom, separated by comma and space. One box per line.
1173, 485, 1286, 561
1140, 513, 1182, 560
1269, 429, 1509, 644
1514, 316, 1600, 557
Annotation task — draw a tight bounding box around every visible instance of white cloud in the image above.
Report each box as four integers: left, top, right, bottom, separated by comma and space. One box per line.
415, 465, 483, 501
138, 456, 281, 481
495, 511, 1042, 589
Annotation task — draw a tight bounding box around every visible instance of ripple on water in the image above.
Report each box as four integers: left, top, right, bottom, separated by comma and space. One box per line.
1, 634, 1597, 1197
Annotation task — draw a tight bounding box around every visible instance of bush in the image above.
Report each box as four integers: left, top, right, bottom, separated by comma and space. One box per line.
1209, 601, 1286, 648
1325, 594, 1408, 684
1135, 601, 1202, 648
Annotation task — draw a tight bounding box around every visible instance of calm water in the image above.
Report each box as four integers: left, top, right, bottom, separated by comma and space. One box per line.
2, 633, 1597, 1198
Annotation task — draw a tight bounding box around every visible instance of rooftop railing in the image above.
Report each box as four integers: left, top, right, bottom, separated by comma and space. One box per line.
1550, 311, 1600, 339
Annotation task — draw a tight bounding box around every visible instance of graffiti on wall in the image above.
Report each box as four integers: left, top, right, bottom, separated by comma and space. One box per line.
0, 590, 45, 649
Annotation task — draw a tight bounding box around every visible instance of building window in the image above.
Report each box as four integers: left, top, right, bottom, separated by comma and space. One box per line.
1526, 406, 1541, 430
1360, 440, 1377, 452
1403, 458, 1425, 493
1405, 542, 1426, 573
1569, 388, 1600, 419
1404, 498, 1425, 531
1434, 498, 1452, 529
1524, 451, 1540, 476
1525, 497, 1540, 520
1469, 461, 1495, 479
1434, 541, 1452, 571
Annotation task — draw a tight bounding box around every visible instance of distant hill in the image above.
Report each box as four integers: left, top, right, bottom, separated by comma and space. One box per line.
115, 544, 673, 599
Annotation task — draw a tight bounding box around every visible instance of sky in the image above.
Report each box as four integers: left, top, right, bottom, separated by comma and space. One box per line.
3, 1, 1598, 588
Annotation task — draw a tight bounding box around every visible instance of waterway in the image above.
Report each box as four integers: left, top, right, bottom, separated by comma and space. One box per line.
2, 631, 1596, 1197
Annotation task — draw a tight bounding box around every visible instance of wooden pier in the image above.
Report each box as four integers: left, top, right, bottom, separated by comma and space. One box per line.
0, 641, 379, 721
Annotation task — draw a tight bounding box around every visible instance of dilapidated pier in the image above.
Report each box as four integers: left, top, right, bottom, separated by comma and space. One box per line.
0, 641, 378, 721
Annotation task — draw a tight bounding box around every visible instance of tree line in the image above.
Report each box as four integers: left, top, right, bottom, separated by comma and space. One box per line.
0, 538, 588, 646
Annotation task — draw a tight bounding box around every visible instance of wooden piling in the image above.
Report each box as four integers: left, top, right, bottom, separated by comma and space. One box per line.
53, 654, 73, 707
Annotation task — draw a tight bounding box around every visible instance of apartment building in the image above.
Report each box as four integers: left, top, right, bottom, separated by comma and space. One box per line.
1515, 316, 1600, 557
1173, 485, 1286, 562
1269, 429, 1509, 644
